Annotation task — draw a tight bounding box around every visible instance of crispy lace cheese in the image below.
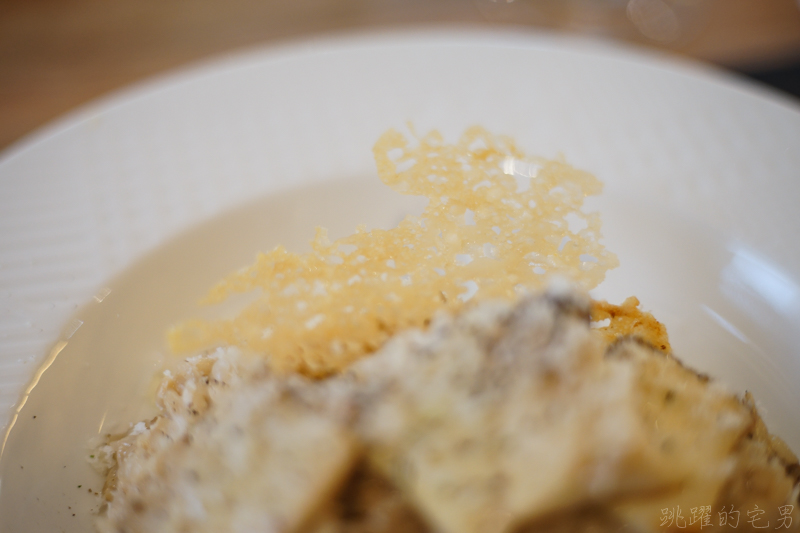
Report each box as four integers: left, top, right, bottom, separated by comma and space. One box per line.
168, 127, 618, 375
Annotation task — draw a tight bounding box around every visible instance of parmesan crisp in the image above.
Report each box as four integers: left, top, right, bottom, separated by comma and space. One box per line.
168, 127, 618, 374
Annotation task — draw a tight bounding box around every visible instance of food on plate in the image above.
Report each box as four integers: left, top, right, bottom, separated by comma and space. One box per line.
93, 128, 799, 533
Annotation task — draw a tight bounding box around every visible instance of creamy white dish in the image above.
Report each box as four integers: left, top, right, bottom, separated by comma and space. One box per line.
96, 286, 799, 532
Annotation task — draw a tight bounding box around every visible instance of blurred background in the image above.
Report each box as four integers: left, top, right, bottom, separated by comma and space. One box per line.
2, 0, 800, 152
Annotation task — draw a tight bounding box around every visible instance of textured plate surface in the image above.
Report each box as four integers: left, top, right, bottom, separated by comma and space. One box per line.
1, 28, 799, 531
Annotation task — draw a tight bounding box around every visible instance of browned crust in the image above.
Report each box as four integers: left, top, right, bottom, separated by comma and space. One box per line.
591, 297, 671, 354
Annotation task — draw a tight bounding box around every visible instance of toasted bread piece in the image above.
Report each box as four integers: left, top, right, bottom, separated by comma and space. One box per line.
97, 355, 358, 533
352, 291, 696, 533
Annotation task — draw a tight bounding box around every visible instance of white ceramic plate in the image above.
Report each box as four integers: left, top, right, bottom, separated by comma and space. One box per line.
1, 28, 799, 532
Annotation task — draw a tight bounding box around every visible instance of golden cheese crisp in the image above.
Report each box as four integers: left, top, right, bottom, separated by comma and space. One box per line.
169, 127, 618, 375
